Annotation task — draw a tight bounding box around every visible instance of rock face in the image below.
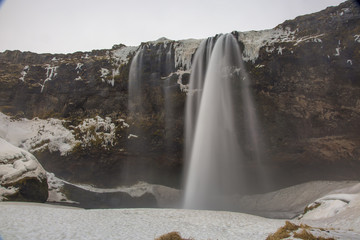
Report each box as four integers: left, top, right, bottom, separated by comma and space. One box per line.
0, 138, 48, 202
0, 1, 359, 193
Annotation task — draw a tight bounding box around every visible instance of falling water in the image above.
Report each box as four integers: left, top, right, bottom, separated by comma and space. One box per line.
183, 33, 267, 210
128, 48, 145, 114
184, 37, 216, 162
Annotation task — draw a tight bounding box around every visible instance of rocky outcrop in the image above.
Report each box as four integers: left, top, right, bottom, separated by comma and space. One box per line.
241, 0, 360, 188
0, 138, 48, 202
0, 1, 359, 193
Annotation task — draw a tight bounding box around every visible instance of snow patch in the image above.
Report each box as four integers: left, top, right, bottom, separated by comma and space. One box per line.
111, 46, 137, 65
238, 28, 325, 62
40, 64, 58, 93
74, 76, 82, 81
355, 35, 360, 43
0, 138, 46, 196
128, 134, 138, 139
347, 59, 353, 65
0, 112, 76, 156
46, 172, 77, 204
73, 116, 116, 149
19, 65, 29, 82
162, 70, 190, 92
174, 39, 202, 70
334, 47, 341, 56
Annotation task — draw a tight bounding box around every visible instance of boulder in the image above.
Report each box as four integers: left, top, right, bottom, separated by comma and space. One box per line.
0, 138, 48, 202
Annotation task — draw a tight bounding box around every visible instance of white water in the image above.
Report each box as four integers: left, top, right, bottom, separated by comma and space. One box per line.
184, 37, 216, 163
183, 34, 266, 210
128, 48, 144, 114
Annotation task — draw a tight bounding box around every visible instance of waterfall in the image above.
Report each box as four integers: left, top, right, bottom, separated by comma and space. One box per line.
128, 48, 145, 115
183, 33, 267, 210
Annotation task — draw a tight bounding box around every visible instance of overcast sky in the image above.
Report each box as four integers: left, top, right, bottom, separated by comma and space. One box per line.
0, 0, 346, 54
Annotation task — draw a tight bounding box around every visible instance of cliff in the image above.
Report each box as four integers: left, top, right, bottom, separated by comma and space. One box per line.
0, 0, 359, 194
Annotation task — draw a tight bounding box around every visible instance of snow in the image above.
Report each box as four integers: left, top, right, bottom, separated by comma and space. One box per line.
0, 138, 46, 200
40, 64, 58, 93
0, 203, 284, 240
100, 67, 110, 82
347, 59, 353, 65
237, 28, 325, 62
75, 63, 83, 70
299, 191, 360, 234
111, 46, 137, 65
334, 47, 341, 56
74, 76, 82, 81
0, 186, 18, 201
0, 112, 128, 155
174, 39, 202, 70
128, 134, 138, 139
293, 34, 324, 46
2, 180, 360, 239
163, 70, 190, 93
73, 116, 116, 149
46, 172, 77, 204
355, 35, 360, 43
302, 199, 348, 220
237, 28, 295, 62
19, 65, 29, 82
235, 181, 360, 219
0, 112, 76, 156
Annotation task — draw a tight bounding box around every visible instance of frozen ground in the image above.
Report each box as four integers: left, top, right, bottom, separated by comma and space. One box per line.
1, 186, 360, 240
0, 203, 284, 240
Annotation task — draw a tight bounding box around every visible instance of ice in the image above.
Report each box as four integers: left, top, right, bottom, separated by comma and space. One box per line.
40, 64, 58, 92
111, 46, 137, 65
174, 39, 202, 70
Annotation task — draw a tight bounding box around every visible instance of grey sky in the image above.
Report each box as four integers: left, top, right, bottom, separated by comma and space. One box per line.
0, 0, 346, 54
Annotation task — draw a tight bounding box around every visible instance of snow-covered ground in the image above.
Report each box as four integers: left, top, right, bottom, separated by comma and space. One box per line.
1, 181, 360, 239
0, 203, 284, 240
1, 198, 360, 240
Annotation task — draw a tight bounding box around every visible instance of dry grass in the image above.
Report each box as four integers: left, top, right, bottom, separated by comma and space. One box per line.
267, 221, 335, 240
293, 229, 335, 240
155, 231, 192, 240
266, 221, 298, 240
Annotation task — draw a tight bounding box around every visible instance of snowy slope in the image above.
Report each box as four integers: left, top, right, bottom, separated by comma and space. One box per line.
299, 184, 360, 233
0, 112, 75, 156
